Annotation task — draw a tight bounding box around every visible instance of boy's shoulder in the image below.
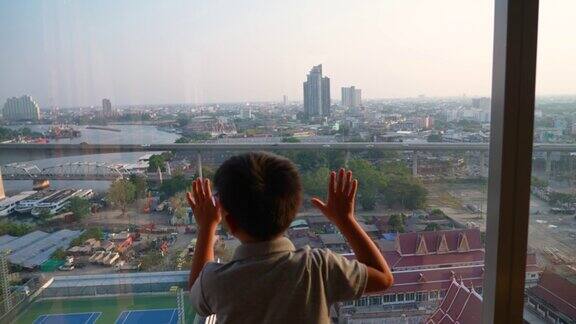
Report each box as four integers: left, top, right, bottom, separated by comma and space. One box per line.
198, 246, 353, 276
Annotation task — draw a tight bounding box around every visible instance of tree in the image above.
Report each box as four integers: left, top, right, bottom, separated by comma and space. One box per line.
177, 116, 190, 127
348, 159, 387, 210
430, 208, 447, 218
68, 197, 91, 220
170, 192, 189, 223
326, 150, 347, 170
358, 192, 377, 211
427, 133, 443, 142
294, 151, 327, 172
148, 154, 166, 172
0, 221, 32, 236
159, 174, 189, 198
141, 250, 163, 271
381, 175, 427, 209
301, 167, 331, 199
282, 136, 301, 143
129, 174, 149, 199
195, 166, 215, 180
548, 191, 576, 206
107, 179, 136, 216
388, 214, 405, 233
39, 209, 52, 220
175, 132, 212, 143
424, 223, 441, 231
337, 124, 350, 136
531, 176, 549, 189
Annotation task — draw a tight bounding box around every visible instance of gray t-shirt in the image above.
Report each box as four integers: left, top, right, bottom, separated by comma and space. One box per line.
190, 237, 367, 324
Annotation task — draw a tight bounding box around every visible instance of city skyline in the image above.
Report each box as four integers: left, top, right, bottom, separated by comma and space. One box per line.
0, 0, 574, 108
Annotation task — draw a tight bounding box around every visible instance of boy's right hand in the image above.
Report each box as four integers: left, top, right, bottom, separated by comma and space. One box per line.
311, 168, 359, 227
187, 178, 222, 231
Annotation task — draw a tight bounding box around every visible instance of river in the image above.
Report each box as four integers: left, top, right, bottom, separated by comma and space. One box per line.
2, 124, 179, 194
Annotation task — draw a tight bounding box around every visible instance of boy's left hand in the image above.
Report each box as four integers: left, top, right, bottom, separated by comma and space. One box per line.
187, 178, 221, 231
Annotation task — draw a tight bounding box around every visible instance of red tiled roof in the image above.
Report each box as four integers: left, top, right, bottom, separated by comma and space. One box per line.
456, 291, 483, 323
425, 279, 483, 324
397, 229, 482, 255
392, 250, 485, 268
366, 265, 484, 295
528, 271, 576, 320
446, 284, 470, 320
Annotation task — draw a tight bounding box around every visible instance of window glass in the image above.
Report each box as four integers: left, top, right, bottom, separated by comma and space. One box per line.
524, 1, 576, 323
0, 1, 494, 323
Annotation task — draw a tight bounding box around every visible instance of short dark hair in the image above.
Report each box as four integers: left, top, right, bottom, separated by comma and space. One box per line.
213, 152, 302, 240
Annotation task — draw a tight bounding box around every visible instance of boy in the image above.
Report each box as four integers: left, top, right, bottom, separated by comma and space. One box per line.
187, 152, 393, 323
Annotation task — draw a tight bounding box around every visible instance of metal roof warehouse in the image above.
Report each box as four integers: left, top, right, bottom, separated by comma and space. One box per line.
41, 271, 189, 297
0, 229, 82, 269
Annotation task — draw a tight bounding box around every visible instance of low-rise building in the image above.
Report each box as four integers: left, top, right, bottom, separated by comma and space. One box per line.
338, 229, 541, 323
525, 271, 576, 323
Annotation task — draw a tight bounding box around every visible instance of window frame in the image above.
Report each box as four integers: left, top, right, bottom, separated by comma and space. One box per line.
483, 0, 540, 323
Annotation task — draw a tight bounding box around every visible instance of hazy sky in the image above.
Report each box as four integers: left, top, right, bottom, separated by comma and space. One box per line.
0, 0, 574, 108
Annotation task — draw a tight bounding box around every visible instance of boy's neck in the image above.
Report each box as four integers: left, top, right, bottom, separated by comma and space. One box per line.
236, 233, 283, 244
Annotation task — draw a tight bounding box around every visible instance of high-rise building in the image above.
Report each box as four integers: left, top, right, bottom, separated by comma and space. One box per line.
472, 97, 490, 110
2, 95, 40, 121
303, 64, 330, 118
341, 86, 362, 108
102, 98, 113, 117
283, 95, 287, 106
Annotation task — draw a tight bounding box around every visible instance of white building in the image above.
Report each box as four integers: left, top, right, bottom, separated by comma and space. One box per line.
341, 86, 362, 108
2, 95, 40, 121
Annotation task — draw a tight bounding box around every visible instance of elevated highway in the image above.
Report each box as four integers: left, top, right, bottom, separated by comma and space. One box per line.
0, 142, 575, 164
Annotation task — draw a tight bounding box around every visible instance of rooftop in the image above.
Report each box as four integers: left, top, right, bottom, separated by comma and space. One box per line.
0, 229, 82, 268
47, 271, 189, 288
426, 279, 483, 324
396, 229, 483, 256
527, 270, 576, 320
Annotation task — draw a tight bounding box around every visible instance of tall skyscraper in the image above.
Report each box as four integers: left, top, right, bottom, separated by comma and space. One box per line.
303, 64, 330, 118
102, 98, 113, 117
283, 95, 287, 106
2, 95, 40, 121
341, 86, 362, 108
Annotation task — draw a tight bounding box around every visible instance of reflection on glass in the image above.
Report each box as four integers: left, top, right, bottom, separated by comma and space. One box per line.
523, 1, 576, 323
0, 0, 522, 323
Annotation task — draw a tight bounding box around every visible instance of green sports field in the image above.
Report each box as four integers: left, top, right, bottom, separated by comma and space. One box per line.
14, 294, 197, 324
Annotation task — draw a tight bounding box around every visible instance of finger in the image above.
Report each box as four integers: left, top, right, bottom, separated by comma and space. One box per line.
186, 191, 196, 207
348, 179, 358, 199
204, 178, 212, 196
199, 178, 207, 198
337, 168, 345, 192
204, 179, 213, 205
343, 170, 353, 194
193, 179, 203, 200
310, 198, 327, 213
328, 171, 336, 197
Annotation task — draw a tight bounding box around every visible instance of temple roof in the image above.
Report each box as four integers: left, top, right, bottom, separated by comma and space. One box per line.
426, 279, 483, 324
528, 271, 576, 320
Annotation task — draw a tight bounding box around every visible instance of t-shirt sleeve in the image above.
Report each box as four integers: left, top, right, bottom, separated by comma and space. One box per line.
317, 249, 368, 302
190, 266, 214, 317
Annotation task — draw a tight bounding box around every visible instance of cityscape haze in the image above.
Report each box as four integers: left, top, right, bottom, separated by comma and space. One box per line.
0, 1, 575, 324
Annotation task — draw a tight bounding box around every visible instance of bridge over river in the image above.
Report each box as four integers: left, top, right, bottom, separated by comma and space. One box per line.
1, 142, 575, 179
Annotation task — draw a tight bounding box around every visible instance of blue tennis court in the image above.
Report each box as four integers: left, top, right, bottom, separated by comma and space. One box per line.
115, 309, 179, 324
34, 312, 101, 324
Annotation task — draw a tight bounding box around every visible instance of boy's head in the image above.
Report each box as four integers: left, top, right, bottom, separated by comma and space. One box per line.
213, 152, 302, 241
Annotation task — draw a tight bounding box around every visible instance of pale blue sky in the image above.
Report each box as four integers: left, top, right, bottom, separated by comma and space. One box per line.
0, 0, 573, 107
